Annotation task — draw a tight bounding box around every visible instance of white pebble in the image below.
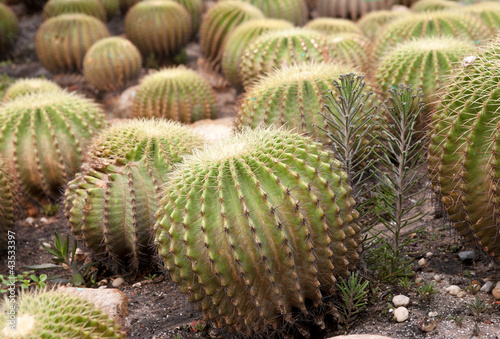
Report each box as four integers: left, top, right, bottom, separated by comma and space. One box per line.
112, 277, 125, 287
418, 258, 427, 266
40, 217, 48, 224
394, 307, 409, 322
25, 217, 35, 225
457, 291, 467, 298
428, 311, 438, 317
392, 295, 410, 307
446, 285, 461, 296
433, 275, 441, 283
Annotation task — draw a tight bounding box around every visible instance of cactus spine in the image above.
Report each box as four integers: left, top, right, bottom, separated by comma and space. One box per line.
155, 127, 361, 335
221, 19, 293, 88
0, 3, 18, 59
239, 28, 330, 88
411, 0, 460, 12
124, 0, 192, 62
357, 10, 409, 40
326, 33, 371, 71
83, 37, 142, 91
35, 14, 110, 73
132, 67, 217, 123
43, 0, 107, 22
2, 78, 61, 102
305, 18, 363, 36
316, 0, 389, 20
200, 1, 264, 70
428, 38, 500, 259
0, 289, 125, 338
0, 90, 107, 201
0, 158, 16, 251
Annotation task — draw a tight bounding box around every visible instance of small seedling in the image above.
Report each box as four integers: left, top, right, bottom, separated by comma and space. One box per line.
0, 271, 47, 292
468, 296, 490, 323
397, 277, 413, 290
336, 272, 369, 330
190, 320, 207, 332
454, 314, 463, 327
416, 281, 439, 301
144, 273, 158, 281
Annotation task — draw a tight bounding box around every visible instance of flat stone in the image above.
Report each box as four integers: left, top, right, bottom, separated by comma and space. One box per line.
189, 117, 234, 141
458, 250, 475, 262
392, 295, 410, 307
480, 281, 494, 293
57, 286, 128, 327
394, 307, 409, 322
446, 285, 461, 296
328, 336, 395, 339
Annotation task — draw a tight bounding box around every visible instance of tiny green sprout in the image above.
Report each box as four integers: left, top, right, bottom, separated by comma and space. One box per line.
417, 281, 439, 301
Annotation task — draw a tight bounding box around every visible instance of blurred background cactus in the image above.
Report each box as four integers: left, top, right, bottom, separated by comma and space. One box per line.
42, 0, 107, 22
98, 0, 119, 18
83, 37, 142, 91
35, 13, 110, 73
173, 0, 204, 38
0, 90, 107, 201
0, 3, 18, 59
0, 158, 17, 252
356, 10, 409, 40
132, 67, 217, 122
316, 0, 389, 20
155, 127, 361, 335
305, 17, 363, 36
221, 18, 293, 89
326, 33, 371, 71
2, 78, 61, 102
460, 2, 500, 31
410, 0, 460, 12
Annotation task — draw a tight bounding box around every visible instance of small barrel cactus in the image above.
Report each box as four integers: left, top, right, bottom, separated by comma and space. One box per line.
376, 36, 475, 107
173, 0, 203, 37
357, 10, 410, 40
221, 18, 293, 88
200, 1, 264, 70
0, 289, 125, 338
218, 0, 309, 26
371, 11, 491, 65
460, 2, 500, 31
0, 158, 16, 251
316, 0, 389, 20
43, 0, 107, 22
0, 90, 107, 201
98, 0, 119, 18
35, 14, 110, 73
239, 28, 330, 88
2, 78, 62, 102
305, 17, 363, 36
411, 0, 460, 12
326, 33, 370, 71
83, 37, 142, 91
428, 38, 500, 259
0, 3, 18, 59
236, 62, 379, 142
132, 67, 217, 123
66, 119, 204, 275
124, 0, 191, 62
155, 127, 361, 335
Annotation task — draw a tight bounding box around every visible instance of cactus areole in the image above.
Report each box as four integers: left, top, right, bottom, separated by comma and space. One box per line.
155, 128, 361, 335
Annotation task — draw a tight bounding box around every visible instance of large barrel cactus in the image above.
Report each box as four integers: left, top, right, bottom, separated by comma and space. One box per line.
239, 28, 330, 88
2, 78, 61, 102
35, 14, 110, 73
460, 2, 500, 32
0, 289, 125, 338
357, 10, 410, 40
132, 67, 218, 123
42, 0, 107, 22
305, 17, 363, 36
0, 3, 18, 59
326, 33, 370, 71
316, 0, 389, 20
155, 127, 361, 335
83, 37, 142, 91
428, 38, 500, 259
0, 90, 107, 201
221, 18, 293, 88
173, 0, 204, 37
124, 0, 192, 62
66, 119, 205, 275
0, 158, 16, 251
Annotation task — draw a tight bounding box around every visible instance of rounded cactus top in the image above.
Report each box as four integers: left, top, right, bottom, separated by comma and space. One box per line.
356, 10, 410, 40
460, 2, 500, 31
305, 17, 363, 35
43, 0, 107, 21
2, 78, 62, 102
411, 0, 460, 12
87, 118, 205, 166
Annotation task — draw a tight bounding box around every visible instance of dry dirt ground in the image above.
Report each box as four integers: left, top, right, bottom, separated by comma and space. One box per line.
1, 2, 500, 339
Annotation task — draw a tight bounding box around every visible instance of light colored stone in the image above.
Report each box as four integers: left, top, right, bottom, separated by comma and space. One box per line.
480, 281, 494, 293
39, 217, 48, 223
112, 277, 125, 287
415, 277, 424, 284
428, 311, 438, 317
457, 291, 467, 298
446, 285, 461, 296
433, 275, 441, 283
57, 286, 128, 327
132, 282, 142, 288
418, 258, 427, 266
492, 287, 500, 300
392, 295, 410, 307
425, 252, 433, 258
495, 281, 500, 289
328, 336, 395, 339
25, 217, 34, 225
394, 307, 409, 322
189, 117, 234, 141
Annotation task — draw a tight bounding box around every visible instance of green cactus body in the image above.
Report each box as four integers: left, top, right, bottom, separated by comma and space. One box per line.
316, 0, 389, 20
0, 90, 107, 201
305, 17, 363, 36
132, 67, 217, 122
218, 0, 309, 26
43, 0, 107, 22
35, 14, 110, 73
200, 1, 264, 70
155, 127, 360, 334
326, 33, 370, 70
0, 158, 16, 251
428, 39, 500, 259
371, 11, 491, 65
236, 62, 378, 142
239, 28, 330, 88
0, 3, 18, 59
2, 78, 62, 102
66, 119, 204, 275
124, 0, 192, 62
376, 37, 475, 107
83, 37, 142, 91
98, 0, 119, 18
221, 19, 293, 88
118, 0, 139, 14
0, 289, 125, 338
172, 0, 204, 37
461, 2, 500, 31
357, 10, 410, 40
411, 0, 460, 12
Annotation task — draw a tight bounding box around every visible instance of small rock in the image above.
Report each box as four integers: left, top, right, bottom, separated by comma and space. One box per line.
190, 117, 235, 141
462, 55, 476, 68
457, 291, 467, 298
480, 281, 494, 293
394, 307, 409, 322
132, 282, 142, 288
112, 277, 125, 287
392, 295, 410, 307
74, 248, 85, 261
25, 217, 35, 225
446, 285, 461, 296
425, 252, 433, 258
492, 287, 500, 300
428, 311, 438, 317
458, 250, 475, 263
415, 277, 424, 284
495, 281, 500, 289
418, 258, 427, 266
433, 275, 441, 283
98, 279, 108, 287
418, 317, 437, 332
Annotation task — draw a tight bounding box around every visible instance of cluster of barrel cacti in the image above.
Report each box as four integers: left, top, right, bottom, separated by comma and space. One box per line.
3, 0, 500, 337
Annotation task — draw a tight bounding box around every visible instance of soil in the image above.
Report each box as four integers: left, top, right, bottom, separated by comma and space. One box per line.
1, 2, 500, 339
